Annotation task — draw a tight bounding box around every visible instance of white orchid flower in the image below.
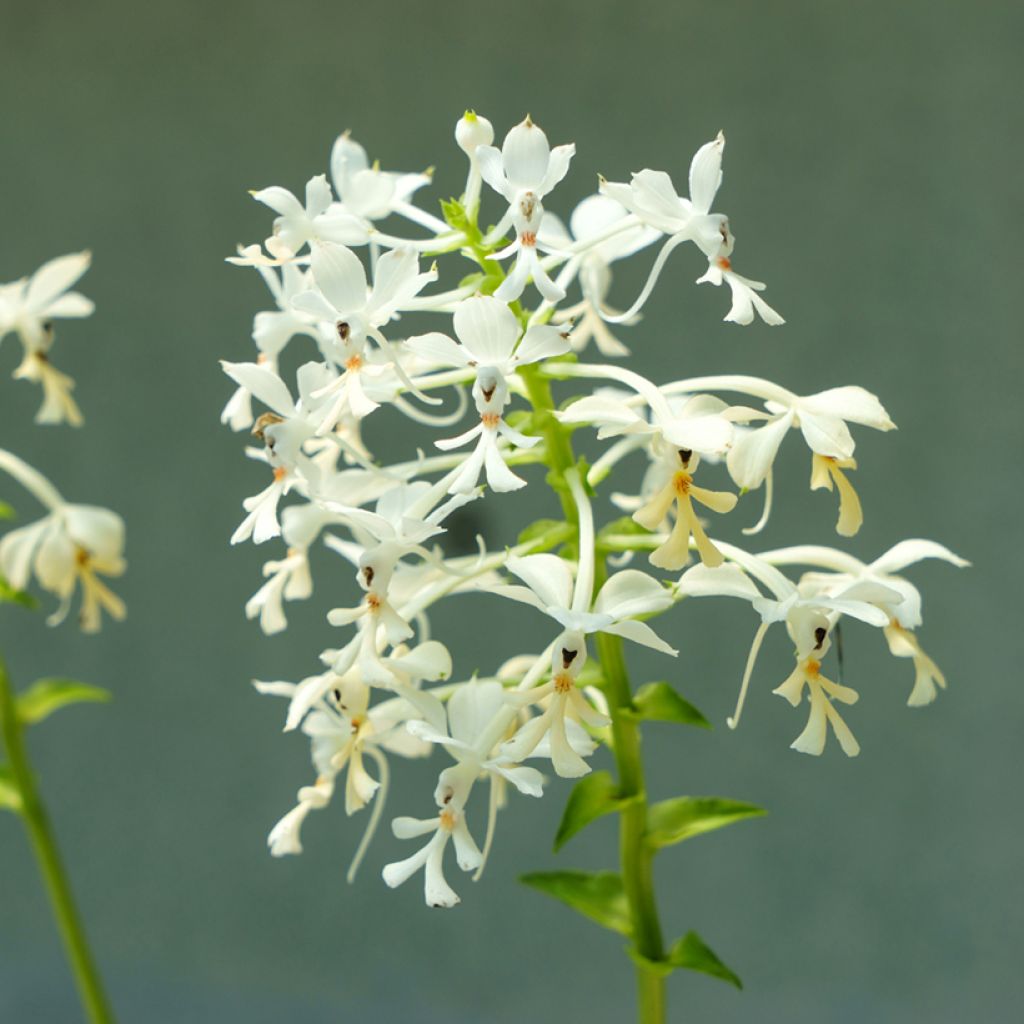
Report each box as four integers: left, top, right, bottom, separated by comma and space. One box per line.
496, 467, 677, 654
406, 296, 571, 495
0, 448, 125, 632
245, 503, 347, 635
325, 478, 475, 557
330, 132, 434, 231
759, 540, 969, 707
540, 194, 660, 355
495, 555, 677, 655
0, 252, 95, 426
407, 680, 546, 798
222, 360, 338, 544
476, 116, 576, 303
601, 133, 783, 326
723, 382, 896, 537
677, 545, 900, 756
290, 242, 437, 430
251, 174, 369, 258
559, 388, 738, 569
382, 798, 483, 909
256, 672, 434, 878
648, 374, 897, 536
221, 262, 321, 431
498, 632, 607, 778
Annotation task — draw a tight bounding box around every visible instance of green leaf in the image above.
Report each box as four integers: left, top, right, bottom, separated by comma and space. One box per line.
439, 197, 469, 231
16, 678, 111, 726
554, 772, 636, 852
0, 765, 23, 813
624, 682, 711, 729
0, 500, 15, 519
646, 796, 765, 850
0, 575, 38, 608
519, 870, 632, 935
667, 931, 743, 988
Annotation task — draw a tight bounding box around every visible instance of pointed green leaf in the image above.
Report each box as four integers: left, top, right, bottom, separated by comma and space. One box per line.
667, 931, 743, 988
624, 682, 711, 729
554, 772, 637, 852
646, 796, 765, 850
519, 870, 632, 935
0, 765, 23, 813
0, 576, 38, 608
439, 197, 469, 231
16, 678, 111, 726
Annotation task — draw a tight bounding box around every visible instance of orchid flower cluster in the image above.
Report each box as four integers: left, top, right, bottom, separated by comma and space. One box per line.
0, 253, 126, 632
222, 111, 963, 958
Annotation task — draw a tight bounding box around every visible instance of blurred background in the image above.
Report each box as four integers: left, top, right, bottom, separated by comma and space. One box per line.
1, 1, 1021, 1020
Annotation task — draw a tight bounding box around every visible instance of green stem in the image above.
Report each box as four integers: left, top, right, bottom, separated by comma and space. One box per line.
597, 626, 666, 1024
522, 364, 666, 1023
0, 656, 115, 1024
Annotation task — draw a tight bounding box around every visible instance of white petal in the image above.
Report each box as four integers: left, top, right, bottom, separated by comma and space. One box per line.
870, 539, 970, 575
453, 296, 519, 365
727, 411, 794, 489
221, 361, 294, 418
506, 553, 574, 612
502, 119, 551, 190
251, 186, 303, 218
797, 412, 855, 460
595, 569, 673, 619
475, 145, 509, 199
25, 252, 91, 312
404, 332, 471, 369
602, 619, 678, 656
311, 242, 367, 313
688, 133, 724, 215
513, 324, 571, 365
538, 143, 576, 196
677, 562, 762, 602
800, 387, 895, 431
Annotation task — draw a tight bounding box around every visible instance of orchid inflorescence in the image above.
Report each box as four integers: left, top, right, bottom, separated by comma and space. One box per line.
222, 111, 965, 912
0, 254, 127, 632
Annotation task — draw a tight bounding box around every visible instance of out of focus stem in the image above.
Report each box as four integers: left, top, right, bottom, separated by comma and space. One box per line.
0, 656, 115, 1024
521, 364, 666, 1024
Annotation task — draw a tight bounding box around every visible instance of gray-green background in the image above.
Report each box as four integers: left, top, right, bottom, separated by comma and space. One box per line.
1, 1, 1020, 1020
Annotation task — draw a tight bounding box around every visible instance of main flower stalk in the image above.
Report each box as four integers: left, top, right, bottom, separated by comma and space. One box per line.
520, 364, 667, 1023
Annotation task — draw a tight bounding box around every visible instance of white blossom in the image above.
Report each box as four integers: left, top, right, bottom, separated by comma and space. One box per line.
477, 116, 575, 302
0, 252, 94, 425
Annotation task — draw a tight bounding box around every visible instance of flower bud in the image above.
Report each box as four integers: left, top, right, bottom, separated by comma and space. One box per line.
455, 110, 494, 157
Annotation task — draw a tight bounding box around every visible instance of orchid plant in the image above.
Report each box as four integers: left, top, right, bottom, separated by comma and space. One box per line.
0, 252, 124, 1023
222, 113, 965, 1022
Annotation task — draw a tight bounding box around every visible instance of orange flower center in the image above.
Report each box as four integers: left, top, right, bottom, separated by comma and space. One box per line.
673, 471, 692, 495
554, 672, 573, 694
